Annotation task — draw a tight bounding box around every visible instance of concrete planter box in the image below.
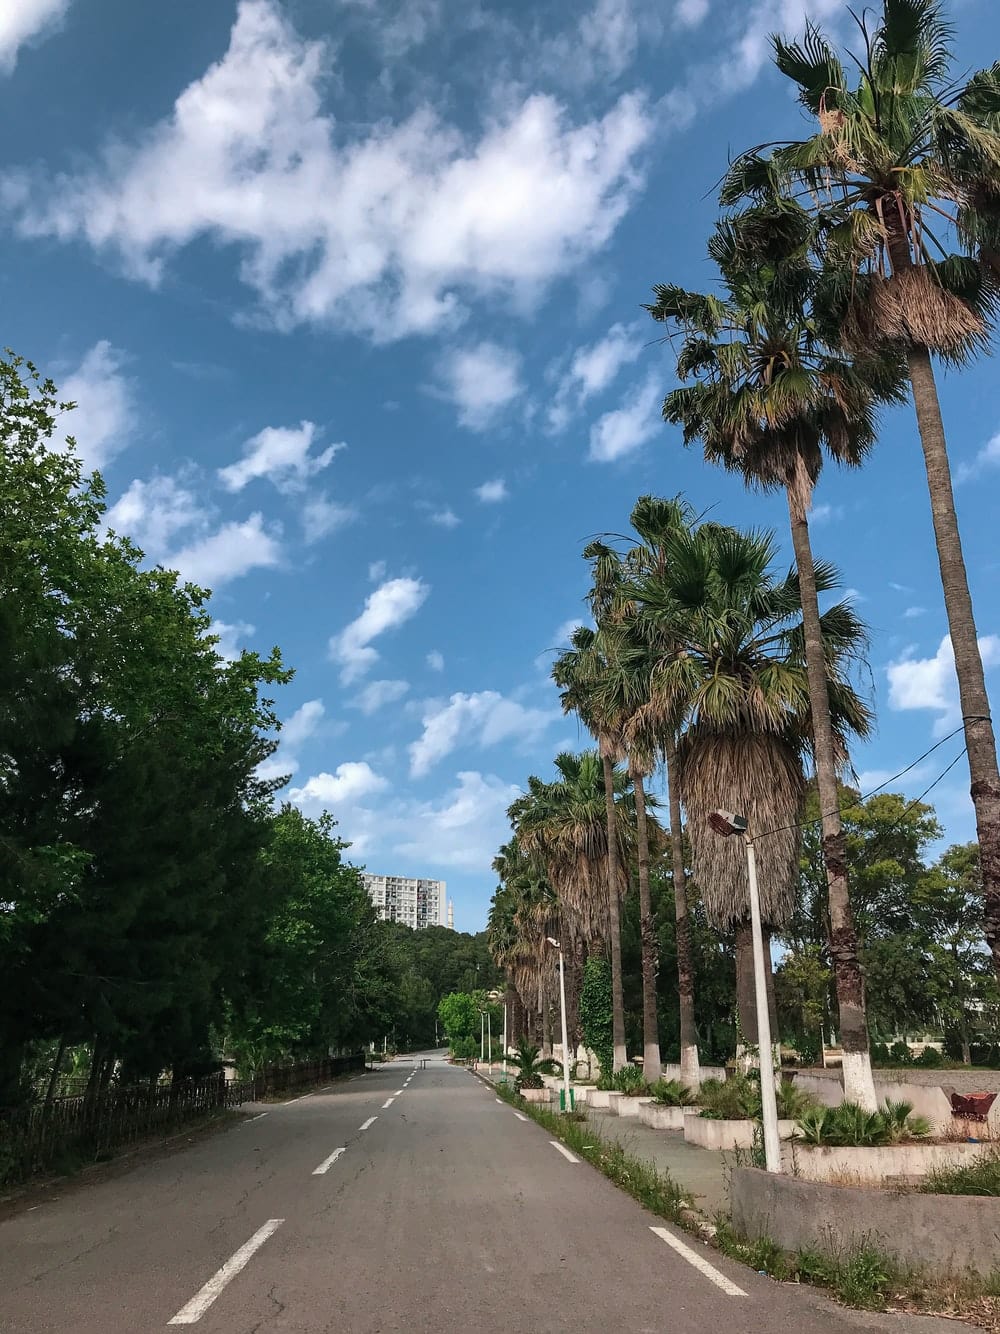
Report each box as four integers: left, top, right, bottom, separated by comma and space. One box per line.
784, 1139, 988, 1183
605, 1091, 626, 1112
587, 1089, 612, 1108
660, 1063, 727, 1086
615, 1096, 653, 1118
684, 1114, 797, 1151
639, 1103, 702, 1131
520, 1087, 551, 1104
571, 1084, 595, 1104
732, 1166, 1000, 1278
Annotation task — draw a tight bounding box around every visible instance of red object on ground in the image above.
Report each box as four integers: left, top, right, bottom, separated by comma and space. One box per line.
951, 1091, 997, 1122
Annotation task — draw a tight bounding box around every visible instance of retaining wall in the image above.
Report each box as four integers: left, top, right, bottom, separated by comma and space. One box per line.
782, 1140, 988, 1183
730, 1166, 1000, 1277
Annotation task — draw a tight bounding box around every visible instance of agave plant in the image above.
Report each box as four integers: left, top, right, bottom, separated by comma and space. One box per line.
650, 1078, 697, 1108
794, 1099, 932, 1147
882, 1099, 932, 1143
508, 1038, 546, 1092
776, 1081, 819, 1121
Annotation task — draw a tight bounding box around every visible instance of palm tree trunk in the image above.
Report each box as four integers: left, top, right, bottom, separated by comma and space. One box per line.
630, 759, 661, 1083
664, 734, 700, 1089
601, 750, 628, 1070
786, 465, 877, 1110
906, 345, 1000, 978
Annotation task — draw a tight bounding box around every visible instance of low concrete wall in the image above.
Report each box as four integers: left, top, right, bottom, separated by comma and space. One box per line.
660, 1063, 727, 1085
639, 1103, 701, 1131
588, 1089, 612, 1108
799, 1066, 1000, 1095
731, 1166, 1000, 1277
783, 1140, 988, 1183
605, 1091, 626, 1112
790, 1071, 959, 1132
520, 1088, 551, 1104
615, 1096, 653, 1118
684, 1115, 797, 1151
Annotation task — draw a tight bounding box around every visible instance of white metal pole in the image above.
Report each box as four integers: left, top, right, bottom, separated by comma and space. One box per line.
746, 835, 781, 1173
487, 1011, 492, 1066
558, 948, 571, 1113
503, 1002, 508, 1077
480, 1012, 485, 1064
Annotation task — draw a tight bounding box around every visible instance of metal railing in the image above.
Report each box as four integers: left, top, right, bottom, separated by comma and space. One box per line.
0, 1052, 364, 1187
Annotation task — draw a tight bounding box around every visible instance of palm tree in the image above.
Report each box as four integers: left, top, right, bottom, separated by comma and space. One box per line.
510, 751, 636, 1074
557, 609, 666, 1083
646, 216, 902, 1104
489, 843, 560, 1053
551, 637, 631, 1073
722, 0, 1000, 977
628, 520, 873, 1058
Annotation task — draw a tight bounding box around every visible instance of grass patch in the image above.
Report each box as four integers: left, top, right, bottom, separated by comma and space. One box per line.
495, 1081, 686, 1223
920, 1150, 1000, 1196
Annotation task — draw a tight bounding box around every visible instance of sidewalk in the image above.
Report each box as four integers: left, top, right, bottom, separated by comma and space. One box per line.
576, 1107, 730, 1220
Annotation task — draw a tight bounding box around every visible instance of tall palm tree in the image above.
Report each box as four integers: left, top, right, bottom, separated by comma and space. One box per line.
646, 215, 903, 1104
628, 520, 873, 1057
551, 637, 631, 1072
722, 0, 1000, 978
488, 842, 560, 1051
510, 751, 636, 1073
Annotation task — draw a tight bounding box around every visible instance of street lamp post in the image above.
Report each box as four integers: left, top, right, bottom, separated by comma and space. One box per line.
502, 1001, 508, 1078
487, 1010, 492, 1065
479, 1010, 485, 1065
547, 937, 572, 1113
708, 810, 782, 1173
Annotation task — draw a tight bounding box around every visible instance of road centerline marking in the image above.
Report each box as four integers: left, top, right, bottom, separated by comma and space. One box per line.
395, 1088, 405, 1095
649, 1227, 747, 1296
312, 1147, 346, 1176
167, 1219, 284, 1324
359, 1116, 377, 1131
549, 1140, 579, 1163
382, 1098, 395, 1108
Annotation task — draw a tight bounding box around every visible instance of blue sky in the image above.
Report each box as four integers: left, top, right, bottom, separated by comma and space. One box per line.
2, 0, 998, 931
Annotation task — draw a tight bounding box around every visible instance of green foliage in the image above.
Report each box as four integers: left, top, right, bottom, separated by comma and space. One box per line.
921, 1151, 1000, 1197
698, 1076, 761, 1120
611, 1063, 648, 1095
914, 1045, 943, 1068
579, 957, 614, 1079
449, 1035, 479, 1062
509, 1038, 546, 1090
437, 992, 480, 1044
650, 1078, 697, 1107
775, 1080, 817, 1120
795, 1100, 931, 1147
889, 1041, 912, 1065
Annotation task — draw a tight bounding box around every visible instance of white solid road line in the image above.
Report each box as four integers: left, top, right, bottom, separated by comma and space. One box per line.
649, 1227, 747, 1297
513, 1112, 528, 1122
168, 1219, 284, 1324
359, 1116, 378, 1131
548, 1140, 579, 1164
382, 1098, 395, 1109
312, 1147, 346, 1176
242, 1113, 268, 1125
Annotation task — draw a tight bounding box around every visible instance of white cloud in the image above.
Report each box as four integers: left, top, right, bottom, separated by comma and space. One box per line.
290, 761, 388, 807
60, 340, 133, 472
329, 576, 430, 683
675, 0, 710, 27
855, 764, 931, 796
351, 679, 410, 715
555, 618, 586, 644
475, 478, 508, 503
282, 698, 325, 750
301, 493, 355, 543
368, 560, 387, 583
171, 513, 282, 588
888, 634, 1000, 736
903, 606, 927, 619
105, 473, 203, 555
548, 321, 643, 431
0, 0, 70, 73
437, 342, 523, 430
429, 507, 460, 529
392, 770, 519, 871
588, 372, 661, 462
5, 1, 651, 341
210, 618, 255, 662
409, 690, 558, 777
809, 503, 843, 526
218, 421, 342, 493
842, 588, 866, 604
426, 650, 445, 672
956, 431, 1000, 484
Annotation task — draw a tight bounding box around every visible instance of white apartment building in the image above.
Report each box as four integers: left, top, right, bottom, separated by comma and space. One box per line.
362, 873, 449, 930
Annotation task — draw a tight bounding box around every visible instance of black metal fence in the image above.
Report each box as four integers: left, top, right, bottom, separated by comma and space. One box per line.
0, 1052, 365, 1188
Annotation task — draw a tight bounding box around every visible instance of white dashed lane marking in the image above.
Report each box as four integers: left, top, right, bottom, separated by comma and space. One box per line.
168, 1220, 284, 1324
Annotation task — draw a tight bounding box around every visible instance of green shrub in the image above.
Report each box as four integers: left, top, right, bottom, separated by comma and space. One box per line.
650, 1078, 697, 1107
611, 1064, 648, 1095
449, 1035, 478, 1061
699, 1075, 760, 1120
870, 1041, 891, 1065
509, 1038, 545, 1090
889, 1041, 912, 1065
914, 1045, 943, 1068
794, 1100, 931, 1147
775, 1080, 817, 1120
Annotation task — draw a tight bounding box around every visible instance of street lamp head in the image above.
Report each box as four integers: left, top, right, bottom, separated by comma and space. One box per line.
708, 809, 748, 837
546, 937, 561, 949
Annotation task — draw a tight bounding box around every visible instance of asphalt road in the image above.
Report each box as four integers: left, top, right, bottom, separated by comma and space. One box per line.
0, 1052, 957, 1333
